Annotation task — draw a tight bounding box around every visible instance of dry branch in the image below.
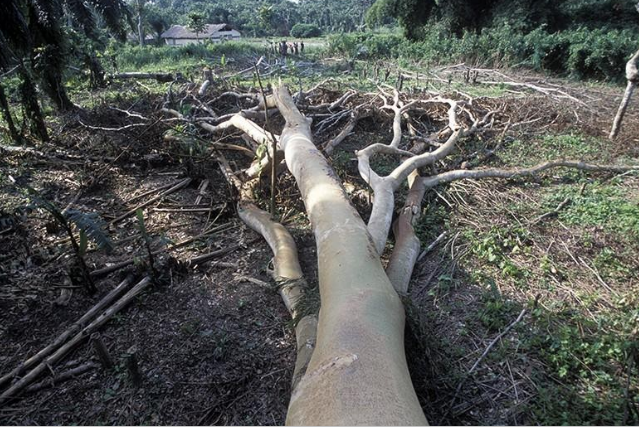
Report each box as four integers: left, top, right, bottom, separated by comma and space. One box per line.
111, 72, 174, 83
24, 362, 99, 394
90, 222, 233, 278
238, 203, 317, 389
419, 160, 639, 189
110, 178, 191, 225
0, 277, 152, 406
0, 275, 135, 389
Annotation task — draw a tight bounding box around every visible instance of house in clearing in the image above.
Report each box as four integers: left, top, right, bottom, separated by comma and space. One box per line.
161, 24, 241, 46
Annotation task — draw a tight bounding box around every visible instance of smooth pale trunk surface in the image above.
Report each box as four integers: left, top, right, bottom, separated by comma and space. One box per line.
274, 86, 427, 426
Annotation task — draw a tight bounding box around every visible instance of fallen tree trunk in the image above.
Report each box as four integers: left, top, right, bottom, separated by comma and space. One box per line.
273, 86, 427, 425
111, 72, 174, 83
147, 78, 639, 424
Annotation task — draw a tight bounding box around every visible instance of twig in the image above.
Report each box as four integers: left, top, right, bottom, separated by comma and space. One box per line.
24, 362, 99, 394
90, 222, 233, 278
447, 309, 527, 412
78, 121, 150, 132
530, 197, 570, 224
469, 309, 526, 375
579, 257, 619, 297
417, 232, 448, 261
253, 63, 278, 217
125, 180, 181, 204
110, 178, 191, 225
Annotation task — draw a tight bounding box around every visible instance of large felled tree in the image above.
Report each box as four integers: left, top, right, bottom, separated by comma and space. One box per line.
161, 74, 639, 424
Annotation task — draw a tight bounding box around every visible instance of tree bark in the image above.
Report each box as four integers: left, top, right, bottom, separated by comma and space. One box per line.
87, 53, 106, 89
0, 81, 21, 144
137, 0, 146, 47
610, 48, 639, 140
17, 64, 48, 142
273, 85, 426, 425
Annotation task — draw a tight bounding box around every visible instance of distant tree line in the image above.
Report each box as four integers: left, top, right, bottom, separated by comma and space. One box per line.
366, 0, 639, 39
133, 0, 376, 41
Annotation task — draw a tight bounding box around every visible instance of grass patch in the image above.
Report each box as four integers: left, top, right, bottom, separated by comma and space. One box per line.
544, 180, 639, 238
501, 132, 609, 166
115, 42, 262, 73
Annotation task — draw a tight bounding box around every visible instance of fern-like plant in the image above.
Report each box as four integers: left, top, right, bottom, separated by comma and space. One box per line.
11, 177, 113, 294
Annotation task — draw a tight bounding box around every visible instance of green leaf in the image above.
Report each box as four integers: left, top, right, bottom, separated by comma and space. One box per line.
136, 208, 148, 240
64, 210, 113, 253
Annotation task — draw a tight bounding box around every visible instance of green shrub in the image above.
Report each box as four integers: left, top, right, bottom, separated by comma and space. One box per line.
339, 26, 636, 81
290, 23, 322, 38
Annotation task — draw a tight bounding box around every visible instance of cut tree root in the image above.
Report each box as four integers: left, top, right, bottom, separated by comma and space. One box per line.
0, 275, 135, 389
0, 277, 152, 406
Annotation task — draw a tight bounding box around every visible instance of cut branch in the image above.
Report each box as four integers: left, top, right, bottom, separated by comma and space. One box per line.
238, 203, 317, 389
419, 161, 639, 189
610, 48, 639, 140
111, 72, 174, 83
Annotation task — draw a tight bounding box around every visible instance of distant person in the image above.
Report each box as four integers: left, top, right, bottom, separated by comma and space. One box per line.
300, 41, 305, 54
293, 42, 299, 55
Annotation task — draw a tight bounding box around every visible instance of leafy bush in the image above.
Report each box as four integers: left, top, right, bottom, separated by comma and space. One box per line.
329, 25, 636, 81
290, 23, 322, 38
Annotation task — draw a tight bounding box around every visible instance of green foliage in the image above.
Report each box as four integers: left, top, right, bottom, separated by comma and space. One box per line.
479, 282, 520, 331
290, 23, 322, 38
187, 12, 206, 38
328, 25, 637, 81
65, 209, 114, 253
529, 304, 639, 425
544, 182, 639, 238
162, 0, 373, 37
469, 227, 530, 271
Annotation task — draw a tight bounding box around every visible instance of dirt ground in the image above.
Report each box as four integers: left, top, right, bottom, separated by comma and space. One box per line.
1, 67, 638, 425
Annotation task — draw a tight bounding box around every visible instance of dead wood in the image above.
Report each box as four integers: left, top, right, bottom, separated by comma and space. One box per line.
111, 72, 174, 83
0, 277, 152, 406
0, 275, 135, 389
90, 222, 233, 278
90, 333, 114, 369
24, 362, 99, 394
110, 178, 192, 225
